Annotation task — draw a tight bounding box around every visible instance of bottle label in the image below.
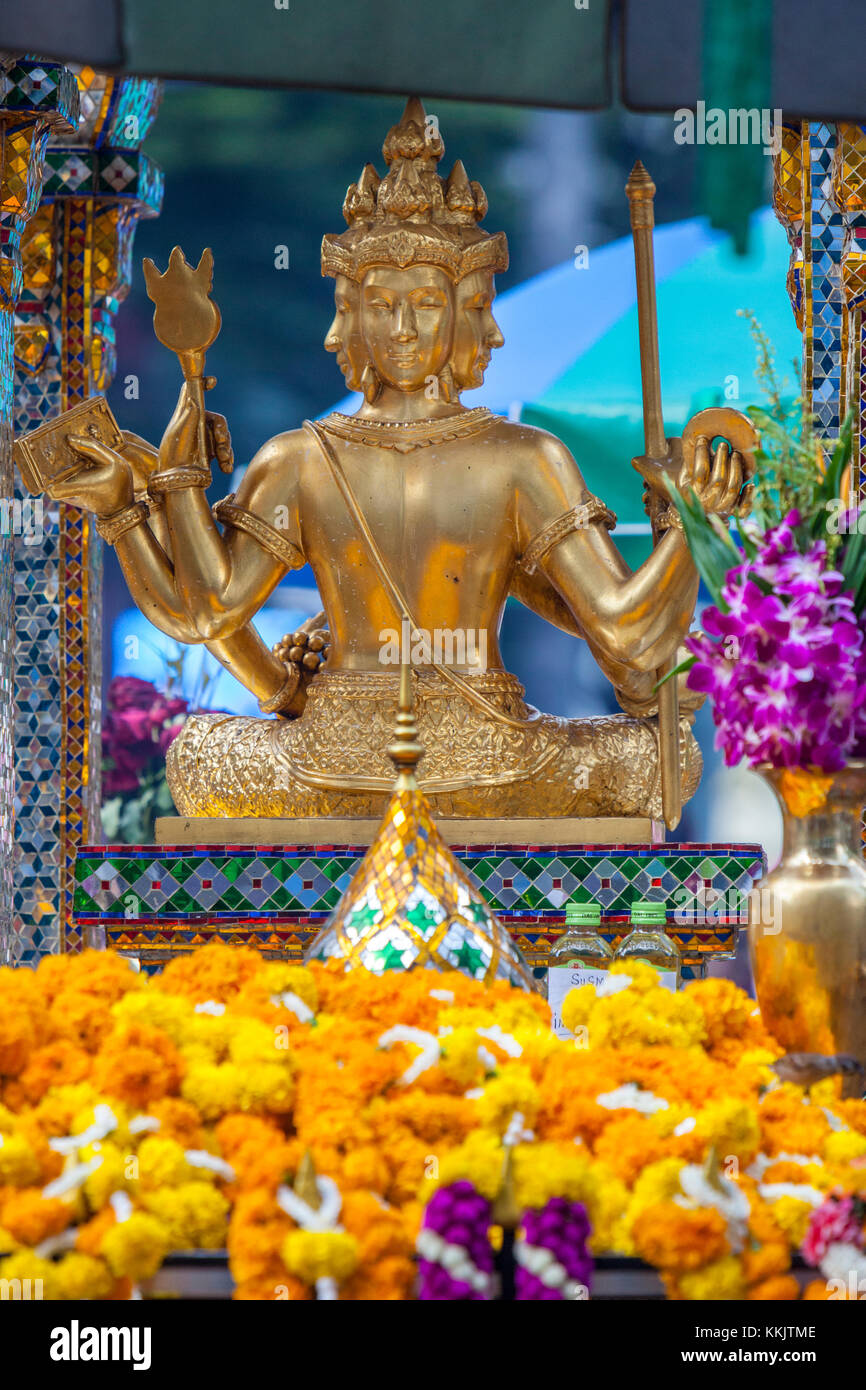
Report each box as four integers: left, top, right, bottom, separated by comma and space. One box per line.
547, 963, 608, 1039
632, 957, 678, 992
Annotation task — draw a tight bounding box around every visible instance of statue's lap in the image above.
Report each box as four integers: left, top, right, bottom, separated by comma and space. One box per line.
165, 667, 701, 822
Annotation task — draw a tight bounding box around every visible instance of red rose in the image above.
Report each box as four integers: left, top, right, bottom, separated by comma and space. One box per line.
157, 718, 186, 756
109, 675, 161, 712
108, 707, 154, 745
110, 741, 156, 779
148, 694, 189, 729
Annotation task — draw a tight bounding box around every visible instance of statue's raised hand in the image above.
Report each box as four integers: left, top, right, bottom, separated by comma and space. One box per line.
676, 406, 757, 519
46, 435, 134, 517
158, 379, 234, 475
119, 409, 233, 495
676, 434, 753, 520
633, 407, 757, 525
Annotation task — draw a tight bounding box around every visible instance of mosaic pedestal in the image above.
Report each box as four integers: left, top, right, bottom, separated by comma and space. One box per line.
74, 839, 765, 977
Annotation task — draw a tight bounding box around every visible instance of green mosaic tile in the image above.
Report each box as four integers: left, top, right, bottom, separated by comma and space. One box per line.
165, 887, 199, 914
74, 845, 766, 948
219, 883, 251, 910
269, 887, 302, 911
219, 858, 247, 883
520, 884, 547, 909
320, 858, 354, 882
168, 859, 198, 886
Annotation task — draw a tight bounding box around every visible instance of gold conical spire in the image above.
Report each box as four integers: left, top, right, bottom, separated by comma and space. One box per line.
625, 158, 656, 199
305, 665, 534, 990
387, 658, 424, 788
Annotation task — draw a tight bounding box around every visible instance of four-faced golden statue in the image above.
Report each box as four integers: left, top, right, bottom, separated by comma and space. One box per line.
37, 99, 752, 823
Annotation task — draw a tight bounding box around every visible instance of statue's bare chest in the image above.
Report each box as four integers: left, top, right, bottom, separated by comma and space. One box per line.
303, 437, 512, 555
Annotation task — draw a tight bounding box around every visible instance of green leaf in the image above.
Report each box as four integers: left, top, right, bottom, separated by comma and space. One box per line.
826, 409, 854, 502
841, 529, 866, 616
154, 776, 176, 815
666, 484, 739, 610
735, 522, 759, 562
840, 528, 866, 585
654, 652, 697, 691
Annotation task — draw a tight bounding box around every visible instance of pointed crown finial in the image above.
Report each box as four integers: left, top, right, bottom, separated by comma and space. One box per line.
625, 159, 656, 202
491, 1146, 521, 1229
323, 95, 508, 284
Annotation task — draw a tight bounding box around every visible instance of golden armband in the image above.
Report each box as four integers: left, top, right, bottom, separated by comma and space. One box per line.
212, 493, 305, 571
95, 501, 148, 545
521, 497, 617, 575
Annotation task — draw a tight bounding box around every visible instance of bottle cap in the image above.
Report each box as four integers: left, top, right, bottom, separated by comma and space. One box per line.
565, 901, 602, 927
629, 899, 667, 926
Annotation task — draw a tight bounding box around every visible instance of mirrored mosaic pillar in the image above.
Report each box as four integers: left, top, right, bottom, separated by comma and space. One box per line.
12, 68, 163, 963
0, 58, 79, 967
773, 120, 866, 499
773, 123, 847, 448
833, 123, 866, 500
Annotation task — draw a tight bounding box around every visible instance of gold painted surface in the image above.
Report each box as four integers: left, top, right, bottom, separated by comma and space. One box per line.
749, 764, 866, 1068
22, 98, 753, 824
154, 814, 658, 846
773, 123, 806, 333
167, 668, 702, 822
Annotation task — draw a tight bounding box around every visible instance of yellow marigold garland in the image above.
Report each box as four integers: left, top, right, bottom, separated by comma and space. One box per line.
0, 941, 864, 1300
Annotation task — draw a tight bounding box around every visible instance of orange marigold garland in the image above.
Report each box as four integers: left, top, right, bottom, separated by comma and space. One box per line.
0, 941, 864, 1300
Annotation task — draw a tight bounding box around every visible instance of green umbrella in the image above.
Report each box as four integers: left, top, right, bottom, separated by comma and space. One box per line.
514, 208, 800, 566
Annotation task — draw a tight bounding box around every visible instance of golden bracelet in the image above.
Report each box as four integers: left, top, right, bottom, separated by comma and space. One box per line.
656, 504, 684, 533
258, 661, 301, 714
148, 466, 212, 494
95, 501, 148, 545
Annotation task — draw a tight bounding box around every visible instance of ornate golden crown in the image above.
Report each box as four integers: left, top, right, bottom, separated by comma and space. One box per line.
321, 96, 508, 284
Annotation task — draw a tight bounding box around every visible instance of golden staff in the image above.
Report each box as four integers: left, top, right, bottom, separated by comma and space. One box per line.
625, 161, 681, 832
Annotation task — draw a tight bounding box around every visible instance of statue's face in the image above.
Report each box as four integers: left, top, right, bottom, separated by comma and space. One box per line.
324, 275, 365, 391
452, 271, 504, 390
360, 265, 454, 392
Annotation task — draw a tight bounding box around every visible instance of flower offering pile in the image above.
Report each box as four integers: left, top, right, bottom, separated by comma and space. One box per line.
1, 944, 864, 1300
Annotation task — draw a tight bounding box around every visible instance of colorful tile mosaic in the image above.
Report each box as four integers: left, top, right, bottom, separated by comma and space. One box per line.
74, 841, 765, 974
10, 70, 162, 964
309, 785, 536, 988
0, 59, 78, 966
774, 121, 866, 494
833, 122, 866, 499
774, 121, 866, 845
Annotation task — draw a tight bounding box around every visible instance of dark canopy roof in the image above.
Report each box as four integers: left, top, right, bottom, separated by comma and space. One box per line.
1, 0, 862, 119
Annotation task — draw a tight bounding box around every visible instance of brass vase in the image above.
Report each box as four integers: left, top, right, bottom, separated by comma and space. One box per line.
748, 762, 866, 1068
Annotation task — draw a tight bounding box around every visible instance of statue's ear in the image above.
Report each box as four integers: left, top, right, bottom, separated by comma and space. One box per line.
360, 363, 382, 405
438, 363, 458, 404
